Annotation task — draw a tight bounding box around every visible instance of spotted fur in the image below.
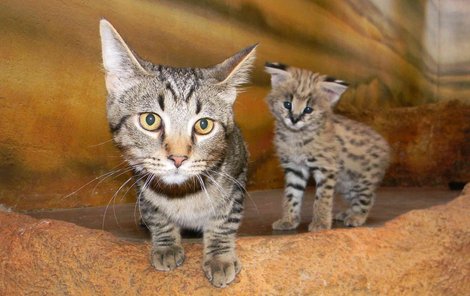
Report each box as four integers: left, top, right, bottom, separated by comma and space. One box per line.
265, 62, 390, 231
99, 20, 256, 287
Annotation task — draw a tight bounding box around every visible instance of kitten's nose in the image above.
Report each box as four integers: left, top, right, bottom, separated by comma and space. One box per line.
168, 155, 188, 168
290, 115, 300, 124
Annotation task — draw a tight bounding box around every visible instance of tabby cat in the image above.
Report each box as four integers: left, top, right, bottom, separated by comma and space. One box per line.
265, 62, 390, 231
99, 20, 256, 287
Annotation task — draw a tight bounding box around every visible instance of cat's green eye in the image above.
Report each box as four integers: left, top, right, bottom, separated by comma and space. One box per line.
139, 113, 162, 131
194, 118, 214, 135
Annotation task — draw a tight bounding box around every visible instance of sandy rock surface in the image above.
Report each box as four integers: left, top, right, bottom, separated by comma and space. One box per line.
1, 188, 470, 295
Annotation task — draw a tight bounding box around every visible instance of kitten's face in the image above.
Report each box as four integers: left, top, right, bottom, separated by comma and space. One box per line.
99, 20, 256, 187
265, 63, 348, 131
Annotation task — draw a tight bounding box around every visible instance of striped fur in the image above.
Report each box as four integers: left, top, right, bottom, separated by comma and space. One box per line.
100, 20, 255, 287
265, 63, 390, 231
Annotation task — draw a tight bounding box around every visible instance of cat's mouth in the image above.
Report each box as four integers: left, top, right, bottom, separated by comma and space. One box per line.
136, 158, 225, 198
148, 175, 206, 198
160, 173, 190, 185
283, 118, 305, 131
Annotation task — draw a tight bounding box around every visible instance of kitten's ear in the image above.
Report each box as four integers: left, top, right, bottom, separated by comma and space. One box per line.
99, 19, 149, 96
265, 62, 292, 87
321, 77, 349, 106
209, 44, 257, 88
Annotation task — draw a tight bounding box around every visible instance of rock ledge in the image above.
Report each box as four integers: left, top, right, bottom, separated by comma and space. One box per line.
1, 188, 470, 295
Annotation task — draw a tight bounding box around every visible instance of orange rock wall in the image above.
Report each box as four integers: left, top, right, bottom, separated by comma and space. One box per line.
0, 0, 469, 209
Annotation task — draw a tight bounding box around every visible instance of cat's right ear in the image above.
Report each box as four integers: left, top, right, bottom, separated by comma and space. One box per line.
265, 62, 292, 87
99, 19, 149, 97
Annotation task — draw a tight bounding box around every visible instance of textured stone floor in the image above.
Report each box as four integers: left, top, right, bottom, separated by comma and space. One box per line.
1, 186, 469, 295
27, 187, 457, 241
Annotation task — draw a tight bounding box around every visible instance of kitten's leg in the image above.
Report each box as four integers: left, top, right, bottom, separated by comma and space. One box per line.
339, 185, 375, 227
142, 205, 184, 271
334, 190, 353, 222
203, 189, 244, 288
272, 164, 310, 230
309, 168, 337, 231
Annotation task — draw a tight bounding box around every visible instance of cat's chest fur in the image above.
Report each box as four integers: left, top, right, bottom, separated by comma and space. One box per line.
143, 184, 229, 229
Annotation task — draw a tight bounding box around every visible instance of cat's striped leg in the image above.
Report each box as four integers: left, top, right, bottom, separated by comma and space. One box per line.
309, 167, 337, 231
334, 190, 353, 222
202, 188, 244, 288
337, 184, 375, 227
142, 204, 184, 271
272, 164, 309, 230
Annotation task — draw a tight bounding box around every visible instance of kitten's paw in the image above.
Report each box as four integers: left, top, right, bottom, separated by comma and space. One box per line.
343, 214, 367, 227
334, 211, 348, 222
151, 245, 185, 271
203, 256, 241, 288
308, 220, 331, 232
272, 218, 299, 231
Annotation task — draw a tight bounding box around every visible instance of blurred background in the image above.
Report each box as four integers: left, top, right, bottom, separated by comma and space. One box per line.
0, 0, 469, 210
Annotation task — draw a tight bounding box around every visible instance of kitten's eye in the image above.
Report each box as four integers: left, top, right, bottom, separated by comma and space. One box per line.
139, 113, 162, 131
304, 107, 313, 114
194, 118, 214, 135
283, 101, 292, 110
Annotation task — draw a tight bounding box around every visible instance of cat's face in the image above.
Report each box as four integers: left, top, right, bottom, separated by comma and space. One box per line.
265, 63, 348, 131
99, 20, 256, 187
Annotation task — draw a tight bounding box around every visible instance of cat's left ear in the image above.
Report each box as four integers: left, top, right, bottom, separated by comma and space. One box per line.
208, 44, 257, 102
321, 77, 349, 106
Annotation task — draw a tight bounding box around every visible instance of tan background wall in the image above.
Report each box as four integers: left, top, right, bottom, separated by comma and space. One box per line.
0, 0, 469, 210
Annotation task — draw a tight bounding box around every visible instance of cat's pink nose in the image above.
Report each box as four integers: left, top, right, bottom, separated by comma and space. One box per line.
168, 155, 188, 168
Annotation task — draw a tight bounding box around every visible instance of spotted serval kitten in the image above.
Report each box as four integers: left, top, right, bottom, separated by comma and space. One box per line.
99, 20, 256, 287
265, 62, 390, 231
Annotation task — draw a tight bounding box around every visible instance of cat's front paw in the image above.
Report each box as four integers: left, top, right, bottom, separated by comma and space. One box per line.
272, 218, 300, 231
334, 211, 347, 222
335, 211, 368, 227
151, 245, 185, 271
203, 256, 241, 288
308, 220, 331, 232
343, 214, 367, 227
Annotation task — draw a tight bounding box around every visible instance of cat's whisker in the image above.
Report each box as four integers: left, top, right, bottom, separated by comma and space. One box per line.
61, 161, 128, 200
135, 174, 153, 229
91, 166, 135, 195
87, 138, 115, 148
212, 170, 246, 193
61, 170, 117, 201
202, 173, 229, 202
111, 173, 148, 227
206, 169, 260, 216
102, 175, 135, 230
193, 158, 218, 163
118, 175, 143, 202
197, 175, 216, 216
90, 160, 148, 198
133, 190, 142, 228
121, 169, 155, 225
100, 161, 150, 228
105, 171, 147, 228
205, 169, 244, 190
